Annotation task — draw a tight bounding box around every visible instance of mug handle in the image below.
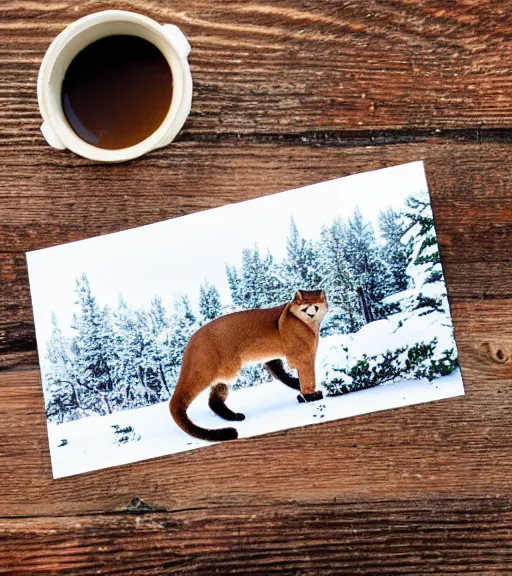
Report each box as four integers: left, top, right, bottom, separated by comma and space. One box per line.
162, 24, 191, 59
41, 121, 66, 150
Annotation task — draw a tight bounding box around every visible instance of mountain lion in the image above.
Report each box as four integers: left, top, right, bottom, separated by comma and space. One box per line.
170, 290, 328, 441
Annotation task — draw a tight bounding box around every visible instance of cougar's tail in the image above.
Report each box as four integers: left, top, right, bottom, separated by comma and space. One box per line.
170, 393, 238, 442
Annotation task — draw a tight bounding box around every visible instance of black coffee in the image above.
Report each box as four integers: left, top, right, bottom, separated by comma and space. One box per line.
62, 35, 173, 150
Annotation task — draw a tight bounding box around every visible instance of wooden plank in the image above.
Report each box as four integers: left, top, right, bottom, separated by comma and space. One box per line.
1, 141, 510, 254
1, 0, 512, 151
1, 498, 511, 575
0, 298, 510, 518
1, 141, 511, 369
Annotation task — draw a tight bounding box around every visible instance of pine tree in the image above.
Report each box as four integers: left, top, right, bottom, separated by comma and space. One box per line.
345, 208, 389, 320
128, 308, 157, 405
227, 245, 287, 310
379, 206, 412, 294
405, 193, 441, 280
265, 251, 293, 305
147, 296, 168, 334
283, 218, 323, 290
199, 282, 222, 322
113, 297, 172, 409
319, 220, 363, 333
71, 274, 118, 415
226, 265, 243, 308
240, 247, 268, 308
44, 313, 85, 423
168, 296, 198, 379
112, 295, 140, 407
146, 296, 172, 398
404, 192, 446, 315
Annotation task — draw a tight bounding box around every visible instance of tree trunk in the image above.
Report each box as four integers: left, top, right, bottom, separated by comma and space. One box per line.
138, 366, 149, 402
102, 393, 112, 414
159, 363, 171, 395
138, 366, 145, 388
357, 286, 374, 324
71, 376, 85, 411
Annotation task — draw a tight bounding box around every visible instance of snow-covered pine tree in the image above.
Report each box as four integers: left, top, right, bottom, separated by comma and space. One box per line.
146, 296, 172, 398
113, 296, 172, 410
44, 313, 85, 423
404, 191, 446, 315
130, 309, 158, 405
283, 217, 323, 290
168, 295, 198, 381
228, 245, 287, 310
344, 207, 390, 321
133, 308, 167, 405
378, 206, 412, 294
71, 274, 118, 415
240, 246, 270, 308
405, 193, 441, 278
319, 219, 364, 334
226, 265, 243, 308
199, 281, 223, 322
266, 257, 296, 307
112, 295, 141, 408
147, 295, 168, 335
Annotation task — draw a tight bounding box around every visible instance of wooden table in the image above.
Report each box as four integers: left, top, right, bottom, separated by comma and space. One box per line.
1, 1, 511, 574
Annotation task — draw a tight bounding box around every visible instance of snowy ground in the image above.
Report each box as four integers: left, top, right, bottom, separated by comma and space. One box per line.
48, 369, 464, 478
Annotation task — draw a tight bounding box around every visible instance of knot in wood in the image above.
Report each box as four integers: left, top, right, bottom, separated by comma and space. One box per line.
484, 342, 511, 365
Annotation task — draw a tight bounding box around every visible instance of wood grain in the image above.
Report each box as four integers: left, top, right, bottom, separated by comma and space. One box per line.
2, 499, 512, 575
1, 0, 512, 573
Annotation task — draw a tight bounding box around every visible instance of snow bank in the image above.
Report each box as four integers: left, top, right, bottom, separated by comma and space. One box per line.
317, 310, 456, 380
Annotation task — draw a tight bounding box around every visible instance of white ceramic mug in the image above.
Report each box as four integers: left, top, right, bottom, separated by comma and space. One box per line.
37, 10, 193, 162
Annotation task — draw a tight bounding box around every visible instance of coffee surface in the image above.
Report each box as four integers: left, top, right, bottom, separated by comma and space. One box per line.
62, 35, 173, 150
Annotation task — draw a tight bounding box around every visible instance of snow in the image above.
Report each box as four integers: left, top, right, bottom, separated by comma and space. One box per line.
316, 309, 456, 382
48, 369, 464, 479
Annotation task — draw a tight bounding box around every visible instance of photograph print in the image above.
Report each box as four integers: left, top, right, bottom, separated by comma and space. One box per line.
27, 161, 465, 478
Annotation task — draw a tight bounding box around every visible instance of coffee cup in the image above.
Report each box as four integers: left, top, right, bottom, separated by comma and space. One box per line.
37, 10, 193, 162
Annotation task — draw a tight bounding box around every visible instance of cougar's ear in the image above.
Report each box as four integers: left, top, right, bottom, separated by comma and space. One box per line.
294, 290, 304, 302
320, 290, 327, 301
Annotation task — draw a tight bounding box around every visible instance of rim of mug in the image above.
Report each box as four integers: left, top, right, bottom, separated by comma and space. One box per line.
37, 10, 191, 162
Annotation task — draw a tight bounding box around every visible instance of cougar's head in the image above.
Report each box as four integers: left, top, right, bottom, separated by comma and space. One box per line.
289, 289, 328, 327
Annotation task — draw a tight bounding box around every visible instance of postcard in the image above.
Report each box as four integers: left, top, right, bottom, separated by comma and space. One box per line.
26, 161, 464, 478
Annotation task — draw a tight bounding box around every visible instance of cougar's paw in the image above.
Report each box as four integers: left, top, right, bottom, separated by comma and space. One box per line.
297, 390, 324, 403
235, 412, 246, 421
